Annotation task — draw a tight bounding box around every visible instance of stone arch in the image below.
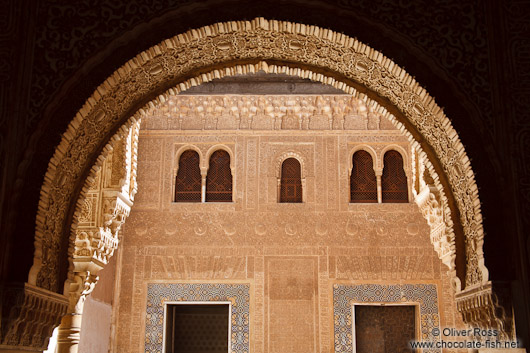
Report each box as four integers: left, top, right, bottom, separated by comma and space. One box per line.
379, 144, 410, 174
349, 145, 378, 175
175, 144, 204, 170
380, 147, 411, 204
380, 145, 412, 201
275, 151, 306, 179
173, 145, 203, 202
275, 152, 306, 203
204, 145, 235, 203
205, 144, 235, 172
28, 18, 504, 344
348, 147, 379, 204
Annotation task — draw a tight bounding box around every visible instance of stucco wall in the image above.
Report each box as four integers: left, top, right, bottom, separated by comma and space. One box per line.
79, 252, 117, 353
113, 95, 465, 353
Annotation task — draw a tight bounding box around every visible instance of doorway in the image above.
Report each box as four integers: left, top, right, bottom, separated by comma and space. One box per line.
354, 305, 416, 353
165, 303, 230, 353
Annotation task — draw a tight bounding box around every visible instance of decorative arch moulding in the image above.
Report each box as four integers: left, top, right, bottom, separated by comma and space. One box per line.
275, 151, 307, 179
349, 145, 379, 173
205, 144, 236, 171
31, 18, 485, 297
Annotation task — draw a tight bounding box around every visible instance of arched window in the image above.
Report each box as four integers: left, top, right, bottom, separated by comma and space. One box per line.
350, 150, 377, 203
206, 150, 232, 202
382, 150, 408, 203
280, 158, 302, 203
175, 150, 201, 202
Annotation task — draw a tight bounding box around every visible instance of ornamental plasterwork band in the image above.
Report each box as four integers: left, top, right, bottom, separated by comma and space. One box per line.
29, 16, 489, 332
145, 95, 394, 131
67, 121, 139, 313
50, 122, 139, 353
0, 283, 68, 350
412, 152, 456, 271
455, 281, 516, 341
146, 94, 454, 271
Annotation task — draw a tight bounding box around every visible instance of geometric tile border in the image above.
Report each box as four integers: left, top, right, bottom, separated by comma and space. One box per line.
333, 283, 440, 353
145, 283, 250, 353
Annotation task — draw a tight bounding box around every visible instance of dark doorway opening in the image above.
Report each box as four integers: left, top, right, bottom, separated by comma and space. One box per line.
354, 305, 416, 353
165, 304, 230, 353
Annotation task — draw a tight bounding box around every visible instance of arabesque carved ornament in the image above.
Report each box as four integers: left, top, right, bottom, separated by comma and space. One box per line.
146, 94, 458, 272
413, 155, 456, 271
52, 122, 140, 353
144, 95, 393, 132
456, 282, 515, 342
0, 283, 68, 350
65, 122, 139, 307
31, 18, 484, 297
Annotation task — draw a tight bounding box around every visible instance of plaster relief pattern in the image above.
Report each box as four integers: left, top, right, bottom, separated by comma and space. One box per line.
32, 19, 485, 298
148, 255, 247, 280
266, 257, 318, 353
112, 105, 466, 352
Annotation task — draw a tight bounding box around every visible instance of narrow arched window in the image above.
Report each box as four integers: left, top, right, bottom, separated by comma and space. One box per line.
206, 150, 232, 202
382, 150, 408, 203
175, 150, 201, 202
350, 150, 377, 203
280, 158, 302, 203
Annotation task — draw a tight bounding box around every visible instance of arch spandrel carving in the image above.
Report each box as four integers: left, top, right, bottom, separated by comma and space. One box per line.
30, 18, 492, 335
62, 121, 140, 302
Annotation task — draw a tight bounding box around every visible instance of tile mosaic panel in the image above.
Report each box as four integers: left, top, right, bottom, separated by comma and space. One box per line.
145, 283, 250, 353
333, 283, 440, 353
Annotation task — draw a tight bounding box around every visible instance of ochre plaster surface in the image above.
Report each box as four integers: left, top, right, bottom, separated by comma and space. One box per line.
113, 95, 465, 353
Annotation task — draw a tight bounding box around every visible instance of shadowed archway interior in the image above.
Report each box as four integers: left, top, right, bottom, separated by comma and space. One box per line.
0, 3, 528, 352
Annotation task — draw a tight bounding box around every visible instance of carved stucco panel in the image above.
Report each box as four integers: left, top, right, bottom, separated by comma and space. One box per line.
32, 19, 484, 295
58, 122, 140, 312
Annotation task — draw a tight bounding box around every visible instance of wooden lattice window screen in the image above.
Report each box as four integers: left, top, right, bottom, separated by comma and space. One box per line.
175, 150, 201, 202
382, 150, 409, 203
280, 158, 302, 203
206, 150, 233, 202
350, 151, 378, 203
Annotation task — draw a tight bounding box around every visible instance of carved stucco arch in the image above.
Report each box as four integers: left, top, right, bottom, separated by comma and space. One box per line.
275, 151, 307, 180
276, 151, 306, 204
172, 144, 204, 201
30, 18, 486, 304
381, 144, 411, 183
380, 144, 410, 173
175, 144, 204, 169
348, 145, 378, 175
205, 144, 236, 203
205, 144, 236, 172
380, 144, 413, 204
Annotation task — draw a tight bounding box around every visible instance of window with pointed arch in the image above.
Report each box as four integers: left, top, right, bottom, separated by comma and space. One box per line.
350, 150, 378, 203
382, 150, 409, 203
175, 150, 201, 202
206, 150, 233, 202
279, 158, 302, 203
